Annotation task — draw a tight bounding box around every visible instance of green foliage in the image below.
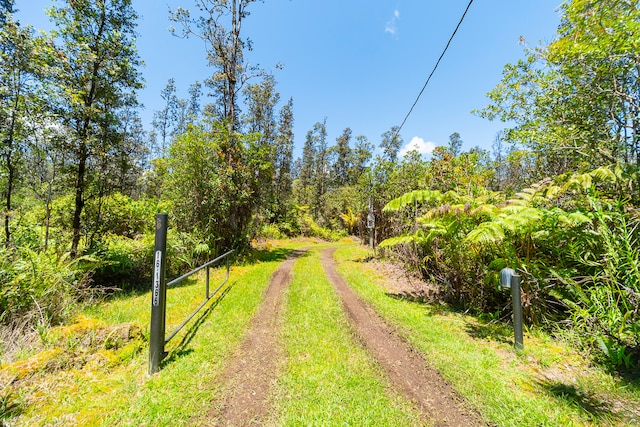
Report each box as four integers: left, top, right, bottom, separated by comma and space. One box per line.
256, 223, 286, 240
298, 214, 346, 241
166, 120, 271, 252
0, 389, 21, 421
84, 193, 157, 241
339, 207, 360, 234
0, 246, 95, 327
383, 189, 444, 213
477, 0, 640, 187
550, 203, 640, 369
381, 166, 640, 369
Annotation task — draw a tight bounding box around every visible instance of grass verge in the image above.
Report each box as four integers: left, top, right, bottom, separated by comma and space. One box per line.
334, 243, 640, 427
271, 245, 425, 426
0, 243, 302, 426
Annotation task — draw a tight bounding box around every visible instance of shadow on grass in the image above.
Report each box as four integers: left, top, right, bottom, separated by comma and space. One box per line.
385, 291, 430, 304
383, 293, 455, 317
161, 285, 233, 368
464, 321, 513, 345
537, 379, 619, 422
240, 247, 295, 265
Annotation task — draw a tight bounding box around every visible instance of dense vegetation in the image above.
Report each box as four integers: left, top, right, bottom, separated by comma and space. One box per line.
1, 0, 639, 377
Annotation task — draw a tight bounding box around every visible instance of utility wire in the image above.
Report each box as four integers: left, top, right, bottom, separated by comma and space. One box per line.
395, 0, 475, 136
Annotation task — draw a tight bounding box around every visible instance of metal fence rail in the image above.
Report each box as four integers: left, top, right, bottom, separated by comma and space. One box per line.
148, 213, 234, 374
164, 249, 234, 344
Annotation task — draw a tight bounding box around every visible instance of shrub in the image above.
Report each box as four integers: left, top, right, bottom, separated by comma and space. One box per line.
257, 223, 285, 240
0, 247, 95, 328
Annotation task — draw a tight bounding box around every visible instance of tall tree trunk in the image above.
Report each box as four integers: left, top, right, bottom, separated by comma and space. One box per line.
70, 142, 87, 258
4, 150, 13, 247
4, 100, 18, 247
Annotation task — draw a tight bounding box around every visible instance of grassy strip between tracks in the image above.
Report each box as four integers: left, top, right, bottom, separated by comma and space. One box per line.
1, 242, 304, 426
271, 245, 425, 426
334, 243, 640, 427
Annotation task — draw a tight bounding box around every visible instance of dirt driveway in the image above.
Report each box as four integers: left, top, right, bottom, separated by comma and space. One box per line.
200, 246, 484, 426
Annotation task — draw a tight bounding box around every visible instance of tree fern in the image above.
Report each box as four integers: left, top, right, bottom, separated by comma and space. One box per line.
470, 204, 498, 218
464, 221, 505, 244
382, 189, 443, 212
588, 166, 616, 183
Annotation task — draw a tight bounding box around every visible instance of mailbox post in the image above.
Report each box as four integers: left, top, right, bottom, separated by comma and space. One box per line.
367, 212, 375, 248
500, 268, 524, 350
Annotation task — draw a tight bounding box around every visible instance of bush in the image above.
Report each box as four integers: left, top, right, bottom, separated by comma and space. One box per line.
0, 247, 94, 328
299, 214, 346, 241
89, 228, 220, 293
380, 169, 640, 370
257, 223, 285, 240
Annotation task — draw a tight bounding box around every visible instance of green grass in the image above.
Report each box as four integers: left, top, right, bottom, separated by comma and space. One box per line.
5, 239, 638, 426
4, 246, 292, 426
271, 246, 424, 426
333, 243, 640, 427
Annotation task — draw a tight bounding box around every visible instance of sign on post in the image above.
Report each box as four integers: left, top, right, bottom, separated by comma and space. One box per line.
149, 214, 168, 374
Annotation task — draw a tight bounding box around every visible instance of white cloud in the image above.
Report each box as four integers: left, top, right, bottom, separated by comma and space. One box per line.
385, 9, 400, 36
400, 136, 437, 157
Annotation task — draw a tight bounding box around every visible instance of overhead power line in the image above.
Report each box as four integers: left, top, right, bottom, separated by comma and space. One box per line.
395, 0, 475, 136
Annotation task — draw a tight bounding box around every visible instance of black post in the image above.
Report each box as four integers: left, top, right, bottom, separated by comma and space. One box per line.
512, 274, 524, 350
149, 214, 168, 374
205, 266, 210, 299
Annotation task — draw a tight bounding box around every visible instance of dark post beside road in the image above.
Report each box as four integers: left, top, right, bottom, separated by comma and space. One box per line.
149, 213, 168, 374
500, 268, 524, 350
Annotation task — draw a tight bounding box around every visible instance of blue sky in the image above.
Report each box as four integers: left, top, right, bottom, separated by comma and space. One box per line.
18, 0, 562, 159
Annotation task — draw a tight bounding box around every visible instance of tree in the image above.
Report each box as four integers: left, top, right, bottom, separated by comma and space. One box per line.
448, 132, 463, 156
272, 97, 294, 220
298, 130, 314, 187
187, 81, 202, 123
478, 0, 640, 192
48, 0, 143, 257
170, 0, 265, 132
0, 14, 40, 246
331, 127, 352, 187
312, 119, 329, 211
350, 134, 373, 183
242, 75, 279, 144
0, 0, 15, 25
380, 126, 403, 163
167, 120, 270, 251
152, 78, 178, 158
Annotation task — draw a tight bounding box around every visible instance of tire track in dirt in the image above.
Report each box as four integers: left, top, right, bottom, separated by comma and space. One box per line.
202, 249, 306, 426
321, 247, 485, 427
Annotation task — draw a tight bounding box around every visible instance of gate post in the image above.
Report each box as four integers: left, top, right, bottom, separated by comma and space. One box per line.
149, 213, 168, 374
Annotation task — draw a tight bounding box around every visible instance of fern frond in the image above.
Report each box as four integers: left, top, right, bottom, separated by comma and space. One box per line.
382, 189, 443, 212
501, 204, 527, 214
379, 228, 438, 248
465, 221, 505, 245
563, 211, 592, 227
497, 207, 543, 232
563, 173, 592, 192
505, 198, 529, 207
417, 218, 448, 235
470, 204, 498, 218
442, 190, 462, 203
589, 166, 616, 183
379, 234, 420, 248
545, 185, 564, 200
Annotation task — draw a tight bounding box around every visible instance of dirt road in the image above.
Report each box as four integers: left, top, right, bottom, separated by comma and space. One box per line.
201, 246, 484, 426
